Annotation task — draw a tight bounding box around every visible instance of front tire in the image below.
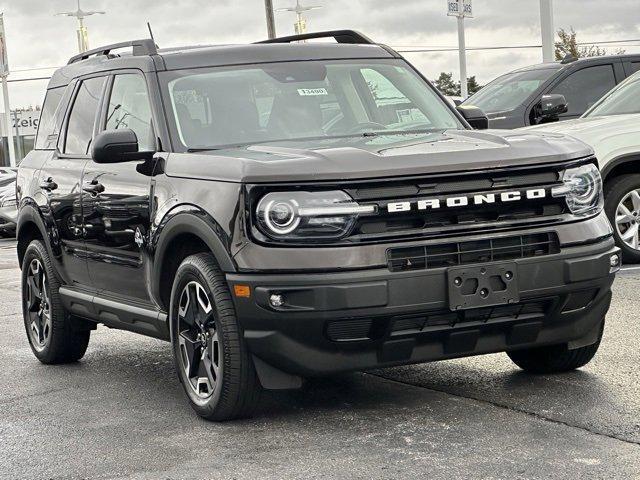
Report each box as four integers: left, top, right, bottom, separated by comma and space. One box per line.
169, 253, 261, 421
605, 174, 640, 263
21, 240, 91, 364
507, 321, 604, 374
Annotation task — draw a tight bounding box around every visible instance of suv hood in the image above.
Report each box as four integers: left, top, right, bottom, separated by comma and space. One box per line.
166, 129, 593, 183
522, 114, 640, 163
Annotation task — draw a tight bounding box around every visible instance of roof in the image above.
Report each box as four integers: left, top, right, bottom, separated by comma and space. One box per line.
47, 31, 397, 89
514, 53, 640, 73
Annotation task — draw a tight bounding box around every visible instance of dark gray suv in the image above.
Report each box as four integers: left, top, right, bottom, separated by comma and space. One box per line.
16, 31, 619, 421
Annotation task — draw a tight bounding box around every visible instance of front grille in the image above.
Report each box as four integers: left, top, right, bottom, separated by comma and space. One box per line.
387, 233, 559, 272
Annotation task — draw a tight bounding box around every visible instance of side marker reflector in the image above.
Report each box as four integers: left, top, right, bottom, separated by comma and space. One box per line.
234, 285, 251, 298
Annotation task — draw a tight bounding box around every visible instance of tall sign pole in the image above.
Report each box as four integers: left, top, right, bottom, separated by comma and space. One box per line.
264, 0, 276, 39
448, 0, 473, 99
0, 13, 16, 167
56, 1, 105, 53
539, 0, 555, 62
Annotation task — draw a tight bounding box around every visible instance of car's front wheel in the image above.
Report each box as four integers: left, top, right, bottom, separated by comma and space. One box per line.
506, 321, 604, 373
605, 174, 640, 263
169, 253, 261, 421
21, 240, 91, 363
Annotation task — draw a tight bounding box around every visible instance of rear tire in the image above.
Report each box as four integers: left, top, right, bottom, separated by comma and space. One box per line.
169, 253, 261, 421
605, 174, 640, 264
507, 321, 604, 374
21, 240, 91, 364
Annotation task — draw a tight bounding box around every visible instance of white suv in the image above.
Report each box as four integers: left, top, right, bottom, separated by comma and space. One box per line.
524, 70, 640, 262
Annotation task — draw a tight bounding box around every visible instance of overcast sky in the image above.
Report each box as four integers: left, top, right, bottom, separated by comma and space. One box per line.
2, 0, 640, 109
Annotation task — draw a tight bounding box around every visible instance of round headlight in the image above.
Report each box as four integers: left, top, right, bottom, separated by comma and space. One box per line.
262, 199, 300, 235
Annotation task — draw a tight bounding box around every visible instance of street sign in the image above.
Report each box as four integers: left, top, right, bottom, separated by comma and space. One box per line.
447, 0, 472, 18
0, 13, 9, 75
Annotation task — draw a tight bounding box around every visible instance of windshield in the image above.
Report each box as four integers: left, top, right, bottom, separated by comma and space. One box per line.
160, 59, 463, 150
585, 72, 640, 117
464, 67, 560, 113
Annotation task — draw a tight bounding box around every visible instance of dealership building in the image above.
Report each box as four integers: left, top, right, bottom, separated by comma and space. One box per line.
0, 109, 39, 166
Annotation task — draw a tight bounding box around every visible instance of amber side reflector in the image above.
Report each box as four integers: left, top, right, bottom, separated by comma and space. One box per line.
233, 285, 251, 298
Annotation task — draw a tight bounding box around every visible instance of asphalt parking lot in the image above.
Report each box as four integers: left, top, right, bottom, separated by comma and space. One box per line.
0, 237, 638, 479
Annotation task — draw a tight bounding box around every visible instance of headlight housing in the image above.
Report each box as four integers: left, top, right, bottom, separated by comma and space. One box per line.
552, 163, 603, 217
255, 191, 376, 241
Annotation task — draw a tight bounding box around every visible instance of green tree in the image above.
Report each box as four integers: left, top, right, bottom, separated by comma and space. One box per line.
555, 27, 625, 61
434, 72, 459, 96
466, 76, 483, 95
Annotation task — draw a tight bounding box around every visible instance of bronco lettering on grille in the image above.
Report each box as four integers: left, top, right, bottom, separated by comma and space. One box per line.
386, 188, 547, 213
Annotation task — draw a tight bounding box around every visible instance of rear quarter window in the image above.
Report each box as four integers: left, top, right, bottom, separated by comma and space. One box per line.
34, 86, 68, 150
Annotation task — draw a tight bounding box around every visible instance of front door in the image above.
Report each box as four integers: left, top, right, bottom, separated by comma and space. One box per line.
82, 73, 156, 302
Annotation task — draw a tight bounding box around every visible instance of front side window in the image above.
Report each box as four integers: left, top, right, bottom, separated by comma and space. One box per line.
585, 71, 640, 117
161, 59, 462, 150
465, 67, 560, 113
550, 65, 617, 116
105, 74, 154, 151
64, 76, 106, 155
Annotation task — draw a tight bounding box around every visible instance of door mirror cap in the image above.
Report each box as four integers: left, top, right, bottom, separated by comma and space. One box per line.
538, 94, 568, 120
91, 129, 155, 164
456, 105, 489, 130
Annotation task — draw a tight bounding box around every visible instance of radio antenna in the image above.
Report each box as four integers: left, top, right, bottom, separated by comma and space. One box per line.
147, 22, 156, 45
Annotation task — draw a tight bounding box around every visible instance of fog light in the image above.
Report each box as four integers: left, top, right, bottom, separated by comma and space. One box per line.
269, 294, 285, 308
610, 253, 621, 271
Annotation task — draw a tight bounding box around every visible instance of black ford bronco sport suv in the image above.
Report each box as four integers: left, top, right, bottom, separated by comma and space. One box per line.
17, 31, 619, 421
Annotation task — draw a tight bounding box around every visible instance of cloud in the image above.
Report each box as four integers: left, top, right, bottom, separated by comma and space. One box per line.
2, 0, 639, 108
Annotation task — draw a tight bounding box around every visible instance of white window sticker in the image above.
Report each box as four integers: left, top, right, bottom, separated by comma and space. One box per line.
297, 88, 329, 96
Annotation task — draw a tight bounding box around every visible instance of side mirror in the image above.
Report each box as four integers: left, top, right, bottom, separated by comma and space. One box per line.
456, 105, 489, 130
91, 129, 155, 164
536, 94, 568, 123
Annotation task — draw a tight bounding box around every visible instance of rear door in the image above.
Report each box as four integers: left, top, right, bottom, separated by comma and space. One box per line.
82, 72, 156, 302
38, 75, 107, 288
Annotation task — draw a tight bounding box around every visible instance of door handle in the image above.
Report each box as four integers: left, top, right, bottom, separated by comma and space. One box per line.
39, 178, 58, 192
83, 181, 105, 196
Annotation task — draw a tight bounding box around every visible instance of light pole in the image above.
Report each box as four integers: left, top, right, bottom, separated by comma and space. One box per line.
447, 0, 473, 99
0, 12, 15, 167
276, 0, 322, 35
56, 0, 105, 53
265, 0, 276, 39
539, 0, 555, 62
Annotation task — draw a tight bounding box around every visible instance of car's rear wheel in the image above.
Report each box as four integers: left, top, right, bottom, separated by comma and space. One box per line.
169, 253, 260, 421
21, 240, 91, 364
605, 174, 640, 263
506, 321, 604, 373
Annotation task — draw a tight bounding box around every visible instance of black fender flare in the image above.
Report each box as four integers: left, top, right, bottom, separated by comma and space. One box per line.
16, 200, 56, 265
601, 153, 640, 183
150, 205, 237, 305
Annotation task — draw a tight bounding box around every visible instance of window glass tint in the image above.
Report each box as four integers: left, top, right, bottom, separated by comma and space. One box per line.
550, 65, 616, 116
630, 62, 640, 75
35, 87, 65, 150
464, 67, 559, 113
586, 72, 640, 116
164, 59, 462, 150
105, 74, 154, 150
64, 76, 106, 155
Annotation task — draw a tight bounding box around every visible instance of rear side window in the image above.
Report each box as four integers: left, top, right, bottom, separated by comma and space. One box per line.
64, 76, 106, 155
550, 65, 616, 116
34, 87, 65, 150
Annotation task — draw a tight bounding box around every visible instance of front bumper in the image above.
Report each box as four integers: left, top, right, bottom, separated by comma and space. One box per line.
228, 237, 618, 377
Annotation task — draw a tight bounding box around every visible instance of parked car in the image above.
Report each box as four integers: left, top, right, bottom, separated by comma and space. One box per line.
0, 172, 17, 237
463, 54, 640, 129
16, 31, 619, 421
523, 70, 640, 262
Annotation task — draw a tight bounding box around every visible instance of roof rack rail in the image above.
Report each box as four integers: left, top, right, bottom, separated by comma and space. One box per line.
68, 39, 158, 65
256, 29, 375, 45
